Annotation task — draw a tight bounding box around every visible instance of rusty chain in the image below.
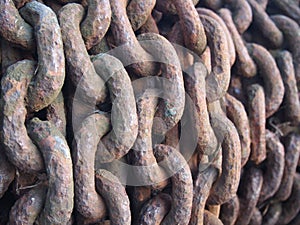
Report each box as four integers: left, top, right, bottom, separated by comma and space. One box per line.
0, 0, 300, 224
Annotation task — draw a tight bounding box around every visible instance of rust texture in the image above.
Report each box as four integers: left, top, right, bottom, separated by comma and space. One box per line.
223, 0, 253, 34
219, 8, 257, 77
258, 130, 285, 204
201, 0, 223, 11
207, 205, 220, 217
0, 0, 35, 50
271, 0, 300, 24
137, 33, 185, 135
200, 46, 212, 74
225, 93, 251, 167
8, 186, 46, 225
95, 169, 131, 225
275, 173, 300, 225
126, 91, 160, 216
46, 92, 66, 137
196, 7, 236, 70
92, 54, 138, 162
155, 0, 199, 15
262, 203, 282, 225
1, 39, 33, 75
139, 15, 160, 34
228, 74, 246, 105
0, 153, 15, 199
164, 124, 179, 149
173, 0, 207, 56
207, 101, 241, 205
254, 0, 268, 9
203, 210, 223, 225
1, 60, 44, 173
247, 43, 285, 118
89, 37, 111, 55
248, 207, 262, 225
137, 193, 172, 225
73, 113, 110, 222
184, 62, 218, 157
43, 0, 63, 15
12, 0, 30, 9
247, 84, 266, 164
154, 144, 193, 225
28, 118, 74, 225
189, 166, 218, 225
127, 0, 156, 31
275, 133, 300, 201
271, 15, 300, 89
109, 0, 158, 77
20, 1, 65, 112
199, 14, 231, 102
58, 3, 107, 104
247, 0, 284, 48
80, 0, 111, 49
219, 195, 240, 225
275, 51, 300, 123
235, 166, 263, 225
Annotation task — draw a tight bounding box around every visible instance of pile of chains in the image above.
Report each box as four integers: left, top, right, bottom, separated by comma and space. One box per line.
0, 0, 300, 224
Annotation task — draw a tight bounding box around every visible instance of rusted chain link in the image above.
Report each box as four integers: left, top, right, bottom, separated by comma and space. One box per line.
0, 0, 299, 224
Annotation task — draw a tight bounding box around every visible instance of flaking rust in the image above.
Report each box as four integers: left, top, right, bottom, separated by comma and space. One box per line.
73, 113, 110, 222
223, 0, 253, 34
95, 169, 131, 225
247, 84, 266, 164
20, 1, 65, 112
8, 186, 46, 225
225, 93, 251, 167
271, 0, 300, 24
196, 7, 236, 66
127, 0, 156, 31
92, 54, 138, 162
203, 210, 223, 225
173, 0, 207, 56
219, 8, 257, 78
199, 14, 231, 102
58, 3, 107, 104
275, 50, 300, 123
1, 60, 44, 173
126, 92, 161, 216
137, 193, 172, 225
184, 62, 218, 157
235, 166, 263, 225
46, 92, 67, 137
137, 33, 185, 135
139, 15, 159, 34
271, 15, 300, 89
207, 101, 241, 205
109, 0, 158, 77
0, 0, 35, 50
247, 43, 285, 118
0, 154, 15, 199
248, 207, 262, 225
247, 0, 283, 49
275, 173, 300, 225
262, 203, 282, 225
155, 0, 199, 15
219, 195, 240, 225
154, 144, 193, 225
189, 166, 218, 225
275, 133, 300, 201
80, 0, 111, 49
258, 130, 285, 204
28, 118, 73, 225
